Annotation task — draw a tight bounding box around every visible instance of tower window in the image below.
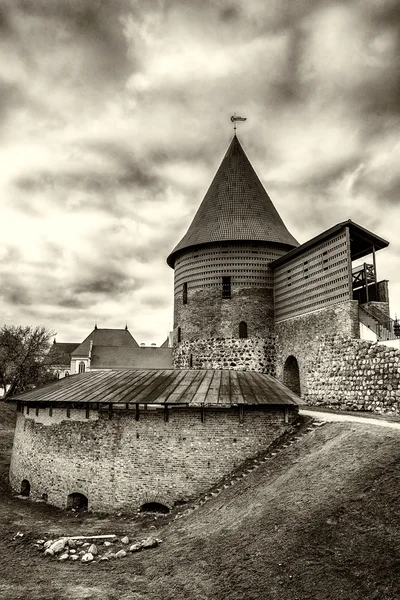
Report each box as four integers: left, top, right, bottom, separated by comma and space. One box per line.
78, 362, 86, 373
239, 321, 248, 339
183, 282, 188, 305
222, 276, 231, 299
177, 327, 182, 343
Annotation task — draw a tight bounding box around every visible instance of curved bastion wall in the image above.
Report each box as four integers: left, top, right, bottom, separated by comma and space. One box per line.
10, 404, 295, 512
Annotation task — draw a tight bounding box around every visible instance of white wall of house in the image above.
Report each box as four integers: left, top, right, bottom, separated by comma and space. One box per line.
360, 322, 378, 341
71, 358, 90, 374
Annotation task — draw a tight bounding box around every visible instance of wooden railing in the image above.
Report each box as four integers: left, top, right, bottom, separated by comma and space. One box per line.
359, 304, 400, 341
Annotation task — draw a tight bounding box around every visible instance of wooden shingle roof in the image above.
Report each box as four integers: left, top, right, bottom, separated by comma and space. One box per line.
12, 369, 302, 407
167, 135, 298, 267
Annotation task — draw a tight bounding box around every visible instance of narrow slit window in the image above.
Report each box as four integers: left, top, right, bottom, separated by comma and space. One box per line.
177, 327, 182, 343
239, 321, 248, 339
183, 282, 187, 305
222, 276, 231, 299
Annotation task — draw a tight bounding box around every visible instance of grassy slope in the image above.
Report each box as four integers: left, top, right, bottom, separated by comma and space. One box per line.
0, 402, 399, 600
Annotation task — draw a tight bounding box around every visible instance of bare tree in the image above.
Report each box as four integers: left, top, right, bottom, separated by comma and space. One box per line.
0, 325, 56, 399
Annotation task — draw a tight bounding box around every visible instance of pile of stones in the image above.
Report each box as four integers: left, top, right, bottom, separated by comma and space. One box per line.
34, 534, 162, 563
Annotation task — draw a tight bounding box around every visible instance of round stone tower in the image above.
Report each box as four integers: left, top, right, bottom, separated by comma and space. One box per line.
167, 135, 298, 373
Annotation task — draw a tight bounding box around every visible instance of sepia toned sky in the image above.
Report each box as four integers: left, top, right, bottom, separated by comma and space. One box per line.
1, 0, 400, 344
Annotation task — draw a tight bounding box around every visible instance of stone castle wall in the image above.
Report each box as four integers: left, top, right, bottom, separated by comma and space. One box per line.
172, 242, 289, 342
174, 286, 274, 342
305, 335, 400, 414
9, 405, 294, 512
275, 300, 360, 395
275, 300, 400, 414
173, 337, 276, 375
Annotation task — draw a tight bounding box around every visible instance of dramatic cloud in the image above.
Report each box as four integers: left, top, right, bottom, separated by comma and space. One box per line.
1, 0, 400, 344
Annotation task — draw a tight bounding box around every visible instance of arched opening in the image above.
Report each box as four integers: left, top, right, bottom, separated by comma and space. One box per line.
140, 502, 170, 514
20, 479, 30, 497
283, 355, 301, 396
239, 321, 248, 339
67, 492, 88, 511
78, 362, 86, 373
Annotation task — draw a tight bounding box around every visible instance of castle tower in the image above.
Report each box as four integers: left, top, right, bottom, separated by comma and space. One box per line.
167, 134, 298, 373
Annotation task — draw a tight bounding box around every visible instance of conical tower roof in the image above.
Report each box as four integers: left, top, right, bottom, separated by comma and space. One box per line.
167, 135, 298, 267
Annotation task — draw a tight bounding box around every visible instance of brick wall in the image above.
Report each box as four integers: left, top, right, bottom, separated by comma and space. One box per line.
9, 405, 294, 512
174, 286, 275, 341
173, 337, 276, 374
172, 242, 287, 342
275, 300, 359, 396
275, 300, 400, 414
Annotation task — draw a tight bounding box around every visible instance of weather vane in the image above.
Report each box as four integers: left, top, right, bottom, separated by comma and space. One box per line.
230, 112, 247, 132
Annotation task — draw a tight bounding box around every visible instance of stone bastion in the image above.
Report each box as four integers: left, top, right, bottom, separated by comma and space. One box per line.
9, 369, 300, 512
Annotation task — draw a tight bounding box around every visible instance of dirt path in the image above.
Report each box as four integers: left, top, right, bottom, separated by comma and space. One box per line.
300, 407, 400, 430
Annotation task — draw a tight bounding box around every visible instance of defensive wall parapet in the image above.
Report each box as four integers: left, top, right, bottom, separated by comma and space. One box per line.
10, 405, 293, 512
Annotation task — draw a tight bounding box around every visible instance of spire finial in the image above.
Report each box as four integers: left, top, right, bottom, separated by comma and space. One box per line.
230, 113, 247, 133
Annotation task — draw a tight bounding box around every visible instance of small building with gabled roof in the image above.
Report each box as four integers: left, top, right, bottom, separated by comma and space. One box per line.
69, 326, 172, 373
45, 341, 80, 378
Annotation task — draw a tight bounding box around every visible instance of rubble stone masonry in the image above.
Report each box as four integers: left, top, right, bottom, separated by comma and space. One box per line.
275, 300, 400, 414
9, 405, 293, 512
174, 286, 274, 341
304, 335, 400, 414
173, 337, 276, 375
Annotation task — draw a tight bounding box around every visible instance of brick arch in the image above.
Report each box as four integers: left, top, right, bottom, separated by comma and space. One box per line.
67, 491, 88, 510
140, 502, 170, 514
139, 493, 173, 511
283, 355, 301, 396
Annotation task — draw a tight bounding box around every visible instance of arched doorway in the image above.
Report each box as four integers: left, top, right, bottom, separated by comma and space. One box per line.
140, 502, 170, 514
283, 355, 301, 396
67, 492, 88, 511
20, 479, 30, 497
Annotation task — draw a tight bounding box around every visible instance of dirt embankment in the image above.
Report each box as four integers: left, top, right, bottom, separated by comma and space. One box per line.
0, 402, 399, 600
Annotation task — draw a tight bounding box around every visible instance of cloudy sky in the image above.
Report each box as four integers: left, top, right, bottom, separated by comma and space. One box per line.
1, 0, 400, 345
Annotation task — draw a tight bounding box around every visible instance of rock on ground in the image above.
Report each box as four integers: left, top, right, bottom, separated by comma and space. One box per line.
81, 553, 94, 563
88, 544, 98, 555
